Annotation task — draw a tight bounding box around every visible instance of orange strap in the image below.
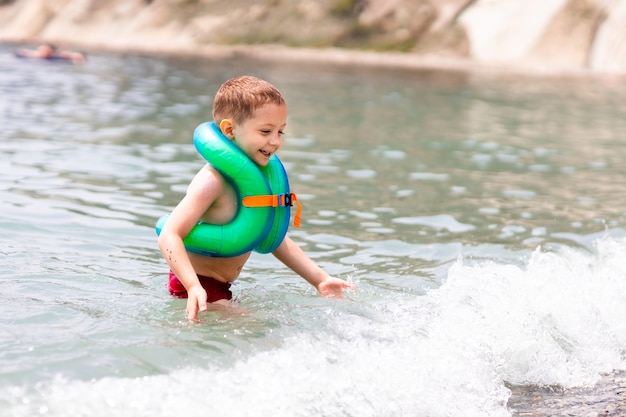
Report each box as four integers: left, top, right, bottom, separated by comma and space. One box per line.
242, 193, 301, 228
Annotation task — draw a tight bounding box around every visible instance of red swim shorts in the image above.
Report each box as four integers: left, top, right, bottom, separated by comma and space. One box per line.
168, 270, 233, 302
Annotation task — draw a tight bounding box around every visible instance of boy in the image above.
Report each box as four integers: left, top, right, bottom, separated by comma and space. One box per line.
158, 76, 353, 320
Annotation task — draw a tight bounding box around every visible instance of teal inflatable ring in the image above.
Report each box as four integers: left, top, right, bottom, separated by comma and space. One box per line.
156, 122, 293, 257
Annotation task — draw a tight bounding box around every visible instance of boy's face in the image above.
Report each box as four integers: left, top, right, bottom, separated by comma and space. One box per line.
230, 103, 288, 167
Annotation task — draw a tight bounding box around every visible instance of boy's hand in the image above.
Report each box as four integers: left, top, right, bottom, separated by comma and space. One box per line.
317, 277, 354, 299
186, 285, 208, 321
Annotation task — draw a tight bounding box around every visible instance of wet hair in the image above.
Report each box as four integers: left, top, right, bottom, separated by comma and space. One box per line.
212, 76, 286, 125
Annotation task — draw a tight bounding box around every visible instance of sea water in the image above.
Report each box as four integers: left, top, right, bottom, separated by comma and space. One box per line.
1, 43, 626, 417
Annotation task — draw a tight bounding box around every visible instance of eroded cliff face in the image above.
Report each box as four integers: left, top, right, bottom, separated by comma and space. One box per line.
1, 0, 625, 74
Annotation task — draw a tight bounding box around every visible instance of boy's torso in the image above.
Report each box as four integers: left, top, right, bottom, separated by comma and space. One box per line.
188, 251, 250, 283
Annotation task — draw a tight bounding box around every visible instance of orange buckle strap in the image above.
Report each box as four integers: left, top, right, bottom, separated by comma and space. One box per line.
292, 194, 301, 228
242, 192, 302, 228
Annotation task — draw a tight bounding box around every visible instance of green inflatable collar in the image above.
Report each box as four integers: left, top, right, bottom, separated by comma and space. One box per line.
156, 122, 295, 257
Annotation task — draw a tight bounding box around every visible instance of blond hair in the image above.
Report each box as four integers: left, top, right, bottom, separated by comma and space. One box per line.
212, 76, 286, 125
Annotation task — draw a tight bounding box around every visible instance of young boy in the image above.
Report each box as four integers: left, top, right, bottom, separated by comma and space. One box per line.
158, 76, 353, 320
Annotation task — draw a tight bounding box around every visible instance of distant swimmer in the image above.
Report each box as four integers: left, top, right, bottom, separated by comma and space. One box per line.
14, 43, 86, 64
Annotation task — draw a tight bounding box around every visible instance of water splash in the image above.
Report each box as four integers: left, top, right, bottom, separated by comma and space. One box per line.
5, 236, 625, 417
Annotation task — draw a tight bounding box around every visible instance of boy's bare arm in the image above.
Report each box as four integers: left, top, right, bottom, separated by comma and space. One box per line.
157, 166, 225, 319
272, 237, 353, 298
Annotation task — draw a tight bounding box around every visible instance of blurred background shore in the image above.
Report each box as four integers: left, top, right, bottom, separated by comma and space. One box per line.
1, 0, 626, 76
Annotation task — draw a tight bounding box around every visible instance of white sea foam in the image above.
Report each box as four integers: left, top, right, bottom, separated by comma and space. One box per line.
5, 236, 625, 417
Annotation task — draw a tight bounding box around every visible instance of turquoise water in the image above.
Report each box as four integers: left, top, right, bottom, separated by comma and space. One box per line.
2, 43, 626, 416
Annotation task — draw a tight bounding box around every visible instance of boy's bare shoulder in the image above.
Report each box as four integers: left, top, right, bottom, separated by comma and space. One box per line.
186, 163, 238, 224
191, 164, 224, 184
187, 164, 226, 196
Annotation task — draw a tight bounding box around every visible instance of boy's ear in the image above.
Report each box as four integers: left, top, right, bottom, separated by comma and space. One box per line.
219, 119, 235, 139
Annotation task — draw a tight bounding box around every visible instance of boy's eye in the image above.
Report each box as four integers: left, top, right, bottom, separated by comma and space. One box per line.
259, 129, 285, 135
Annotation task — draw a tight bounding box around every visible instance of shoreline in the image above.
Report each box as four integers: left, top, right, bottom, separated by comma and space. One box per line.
4, 36, 625, 81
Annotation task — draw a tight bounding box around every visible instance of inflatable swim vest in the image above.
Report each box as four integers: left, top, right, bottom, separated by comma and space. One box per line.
156, 122, 301, 257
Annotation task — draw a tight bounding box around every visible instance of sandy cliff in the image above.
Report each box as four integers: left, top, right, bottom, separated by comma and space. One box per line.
1, 0, 625, 75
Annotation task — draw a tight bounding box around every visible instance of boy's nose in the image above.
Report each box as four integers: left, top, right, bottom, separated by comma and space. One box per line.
269, 133, 281, 146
